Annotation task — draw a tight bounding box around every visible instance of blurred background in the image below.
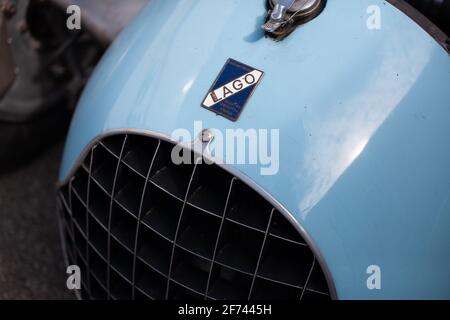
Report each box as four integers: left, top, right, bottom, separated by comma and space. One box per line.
0, 0, 149, 299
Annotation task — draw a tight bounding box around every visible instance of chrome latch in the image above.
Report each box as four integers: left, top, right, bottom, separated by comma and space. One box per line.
262, 0, 295, 32
262, 0, 326, 40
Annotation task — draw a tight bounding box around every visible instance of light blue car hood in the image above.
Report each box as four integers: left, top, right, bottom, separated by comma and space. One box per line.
60, 0, 450, 299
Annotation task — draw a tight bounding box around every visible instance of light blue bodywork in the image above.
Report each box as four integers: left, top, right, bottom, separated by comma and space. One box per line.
60, 0, 450, 299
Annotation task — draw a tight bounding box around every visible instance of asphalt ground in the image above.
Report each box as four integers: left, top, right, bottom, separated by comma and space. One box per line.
0, 141, 73, 299
0, 0, 151, 300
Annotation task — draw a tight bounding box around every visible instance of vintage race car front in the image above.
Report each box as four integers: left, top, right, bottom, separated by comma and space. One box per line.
57, 0, 450, 300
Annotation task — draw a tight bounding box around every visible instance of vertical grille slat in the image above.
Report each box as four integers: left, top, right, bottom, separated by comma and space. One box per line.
165, 158, 201, 299
204, 177, 237, 299
248, 208, 275, 299
85, 151, 95, 296
131, 140, 162, 299
58, 133, 332, 300
105, 135, 128, 300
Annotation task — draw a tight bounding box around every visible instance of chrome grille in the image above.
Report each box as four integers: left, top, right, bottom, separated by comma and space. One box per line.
58, 133, 331, 300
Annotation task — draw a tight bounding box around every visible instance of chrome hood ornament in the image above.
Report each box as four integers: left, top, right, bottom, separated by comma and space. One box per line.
262, 0, 326, 40
262, 0, 296, 32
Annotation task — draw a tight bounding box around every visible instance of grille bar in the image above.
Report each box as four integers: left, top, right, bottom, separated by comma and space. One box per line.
59, 133, 332, 300
204, 177, 237, 299
131, 139, 161, 299
106, 136, 128, 299
248, 208, 274, 299
85, 148, 95, 297
165, 156, 199, 299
